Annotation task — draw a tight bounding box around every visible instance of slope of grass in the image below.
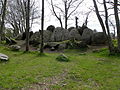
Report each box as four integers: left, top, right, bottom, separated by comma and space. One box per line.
0, 45, 120, 90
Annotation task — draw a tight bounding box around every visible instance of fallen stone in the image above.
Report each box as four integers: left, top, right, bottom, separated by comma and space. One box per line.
56, 54, 69, 62
10, 45, 21, 51
0, 53, 9, 61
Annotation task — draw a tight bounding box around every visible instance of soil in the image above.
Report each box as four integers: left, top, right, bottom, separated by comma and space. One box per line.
16, 40, 107, 53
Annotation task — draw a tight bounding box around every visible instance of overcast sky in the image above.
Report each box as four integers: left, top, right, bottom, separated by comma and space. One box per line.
32, 0, 109, 32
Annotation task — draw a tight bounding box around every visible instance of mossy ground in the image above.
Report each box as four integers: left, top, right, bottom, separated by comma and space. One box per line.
0, 45, 120, 90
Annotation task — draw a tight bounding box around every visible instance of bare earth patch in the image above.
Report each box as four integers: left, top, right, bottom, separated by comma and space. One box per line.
22, 69, 68, 90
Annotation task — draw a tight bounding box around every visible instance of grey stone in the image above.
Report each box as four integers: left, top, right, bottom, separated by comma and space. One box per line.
81, 28, 93, 44
15, 33, 23, 40
30, 30, 52, 46
43, 30, 52, 42
30, 31, 40, 46
10, 45, 21, 51
69, 29, 81, 41
44, 42, 59, 51
91, 32, 107, 45
0, 53, 9, 61
50, 27, 69, 42
56, 54, 69, 62
58, 43, 67, 50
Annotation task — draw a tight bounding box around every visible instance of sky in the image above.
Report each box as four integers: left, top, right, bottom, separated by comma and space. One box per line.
31, 0, 108, 32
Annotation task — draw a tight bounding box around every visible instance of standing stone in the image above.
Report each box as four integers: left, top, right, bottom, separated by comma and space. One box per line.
30, 31, 40, 46
69, 29, 81, 41
43, 30, 52, 42
50, 27, 69, 42
81, 28, 93, 44
91, 32, 107, 45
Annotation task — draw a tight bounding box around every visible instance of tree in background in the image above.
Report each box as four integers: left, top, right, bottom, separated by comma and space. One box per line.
25, 0, 30, 51
50, 0, 84, 29
0, 0, 7, 41
92, 0, 120, 54
114, 0, 120, 52
6, 0, 39, 37
40, 0, 44, 53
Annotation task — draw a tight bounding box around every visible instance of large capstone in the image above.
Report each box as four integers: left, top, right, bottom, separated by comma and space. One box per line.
0, 53, 9, 61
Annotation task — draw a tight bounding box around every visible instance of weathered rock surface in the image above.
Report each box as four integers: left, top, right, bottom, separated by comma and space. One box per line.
91, 32, 107, 45
44, 42, 59, 51
0, 53, 9, 61
56, 54, 69, 62
69, 29, 81, 41
81, 28, 93, 44
50, 27, 69, 42
58, 43, 67, 50
43, 30, 52, 42
30, 30, 52, 46
15, 33, 23, 40
68, 27, 75, 32
30, 31, 40, 46
46, 25, 55, 32
10, 45, 21, 51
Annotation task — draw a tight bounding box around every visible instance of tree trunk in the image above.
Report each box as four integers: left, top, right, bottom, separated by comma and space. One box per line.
25, 0, 30, 51
0, 0, 7, 41
65, 1, 67, 29
92, 0, 107, 36
103, 0, 114, 54
114, 0, 120, 52
51, 0, 63, 28
75, 16, 78, 28
93, 0, 115, 54
40, 0, 44, 53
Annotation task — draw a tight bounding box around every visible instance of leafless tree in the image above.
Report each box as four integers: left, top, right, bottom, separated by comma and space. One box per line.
50, 0, 84, 29
93, 0, 115, 54
0, 0, 7, 41
25, 0, 30, 51
6, 0, 40, 37
114, 0, 120, 52
40, 0, 44, 53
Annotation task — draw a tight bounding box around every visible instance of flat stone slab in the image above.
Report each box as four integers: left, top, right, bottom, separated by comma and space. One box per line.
0, 53, 9, 61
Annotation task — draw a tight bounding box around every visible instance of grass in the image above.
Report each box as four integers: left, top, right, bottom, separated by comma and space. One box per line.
0, 45, 120, 90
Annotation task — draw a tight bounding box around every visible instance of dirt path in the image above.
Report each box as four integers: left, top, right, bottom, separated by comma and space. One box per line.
22, 69, 68, 90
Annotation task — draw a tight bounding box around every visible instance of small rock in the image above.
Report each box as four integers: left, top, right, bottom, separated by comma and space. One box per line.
96, 58, 105, 61
92, 49, 100, 53
56, 54, 69, 62
0, 53, 9, 61
79, 53, 86, 55
10, 45, 21, 51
